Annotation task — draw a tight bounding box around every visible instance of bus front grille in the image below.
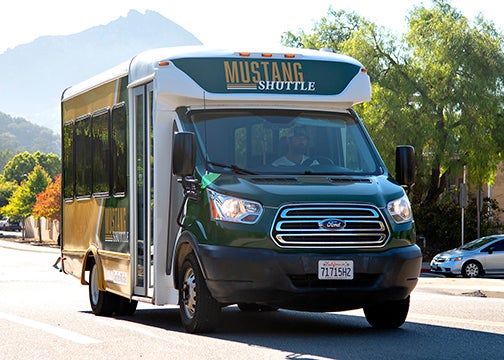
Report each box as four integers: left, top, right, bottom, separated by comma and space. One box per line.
270, 203, 390, 248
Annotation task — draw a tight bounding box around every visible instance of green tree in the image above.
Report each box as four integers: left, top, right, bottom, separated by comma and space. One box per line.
3, 151, 61, 184
3, 151, 37, 184
34, 151, 61, 179
1, 165, 51, 227
282, 1, 504, 208
0, 148, 15, 173
0, 174, 18, 207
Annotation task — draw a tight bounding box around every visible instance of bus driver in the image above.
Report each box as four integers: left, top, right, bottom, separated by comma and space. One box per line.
272, 126, 318, 166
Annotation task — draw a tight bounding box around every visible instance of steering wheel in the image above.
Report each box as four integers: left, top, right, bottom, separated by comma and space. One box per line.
301, 156, 334, 166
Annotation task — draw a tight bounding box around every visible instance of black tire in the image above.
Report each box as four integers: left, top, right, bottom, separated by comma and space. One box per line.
237, 303, 278, 312
179, 253, 220, 333
116, 298, 138, 316
364, 296, 410, 329
462, 261, 483, 278
88, 262, 119, 316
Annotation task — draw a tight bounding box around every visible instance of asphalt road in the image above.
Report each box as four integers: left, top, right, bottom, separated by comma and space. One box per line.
1, 238, 503, 359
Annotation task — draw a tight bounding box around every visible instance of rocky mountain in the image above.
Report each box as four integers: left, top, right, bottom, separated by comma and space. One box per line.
0, 10, 201, 133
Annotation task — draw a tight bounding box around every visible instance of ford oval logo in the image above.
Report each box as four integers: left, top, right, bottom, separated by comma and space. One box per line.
320, 218, 346, 230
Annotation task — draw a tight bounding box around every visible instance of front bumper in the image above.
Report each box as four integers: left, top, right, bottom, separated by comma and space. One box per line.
197, 244, 422, 311
430, 260, 462, 275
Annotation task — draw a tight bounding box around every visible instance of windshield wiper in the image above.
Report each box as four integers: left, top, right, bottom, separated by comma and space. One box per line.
206, 161, 257, 175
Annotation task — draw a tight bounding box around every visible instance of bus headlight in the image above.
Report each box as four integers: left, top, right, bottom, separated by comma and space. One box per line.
208, 189, 263, 224
387, 195, 413, 224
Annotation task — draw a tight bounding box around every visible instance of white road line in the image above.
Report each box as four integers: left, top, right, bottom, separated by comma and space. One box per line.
0, 312, 101, 344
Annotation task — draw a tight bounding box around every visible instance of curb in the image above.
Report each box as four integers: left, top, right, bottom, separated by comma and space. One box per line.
421, 262, 430, 273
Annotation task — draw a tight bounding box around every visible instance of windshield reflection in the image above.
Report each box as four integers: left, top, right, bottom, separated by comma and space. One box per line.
183, 109, 382, 176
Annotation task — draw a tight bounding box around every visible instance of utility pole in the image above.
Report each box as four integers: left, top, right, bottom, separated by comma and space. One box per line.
460, 165, 468, 246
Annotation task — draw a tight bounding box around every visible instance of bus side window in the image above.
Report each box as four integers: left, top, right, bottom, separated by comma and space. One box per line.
63, 120, 75, 201
111, 102, 127, 197
91, 108, 111, 197
75, 114, 92, 199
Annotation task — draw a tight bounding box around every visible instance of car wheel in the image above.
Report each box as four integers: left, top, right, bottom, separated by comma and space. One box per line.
89, 262, 119, 316
364, 296, 410, 329
462, 261, 483, 278
179, 253, 220, 333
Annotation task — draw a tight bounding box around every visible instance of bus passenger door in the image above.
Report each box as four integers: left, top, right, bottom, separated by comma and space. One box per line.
133, 83, 154, 297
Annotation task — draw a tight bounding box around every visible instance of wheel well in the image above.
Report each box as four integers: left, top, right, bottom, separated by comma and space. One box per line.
463, 260, 484, 274
174, 242, 194, 290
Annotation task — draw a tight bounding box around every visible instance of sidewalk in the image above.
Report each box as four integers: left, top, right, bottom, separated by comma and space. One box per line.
417, 261, 504, 299
0, 237, 60, 254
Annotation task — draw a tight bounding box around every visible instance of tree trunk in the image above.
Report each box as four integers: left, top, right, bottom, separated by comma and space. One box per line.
38, 218, 43, 242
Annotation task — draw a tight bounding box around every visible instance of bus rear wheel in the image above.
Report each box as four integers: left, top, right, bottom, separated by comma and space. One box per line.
89, 262, 119, 316
179, 253, 220, 333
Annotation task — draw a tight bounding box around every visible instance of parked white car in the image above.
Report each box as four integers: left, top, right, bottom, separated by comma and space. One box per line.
430, 235, 504, 277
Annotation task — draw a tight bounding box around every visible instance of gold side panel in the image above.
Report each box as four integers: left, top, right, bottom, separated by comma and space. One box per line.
63, 80, 118, 121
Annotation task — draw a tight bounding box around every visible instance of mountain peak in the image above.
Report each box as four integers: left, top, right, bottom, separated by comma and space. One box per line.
0, 11, 202, 133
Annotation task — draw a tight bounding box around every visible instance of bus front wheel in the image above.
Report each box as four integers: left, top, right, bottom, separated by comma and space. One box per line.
179, 253, 220, 333
363, 296, 410, 329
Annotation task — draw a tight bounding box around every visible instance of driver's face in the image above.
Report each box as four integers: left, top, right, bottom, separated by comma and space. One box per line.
290, 135, 308, 155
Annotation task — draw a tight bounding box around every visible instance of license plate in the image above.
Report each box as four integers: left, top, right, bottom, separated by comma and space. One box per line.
318, 260, 354, 280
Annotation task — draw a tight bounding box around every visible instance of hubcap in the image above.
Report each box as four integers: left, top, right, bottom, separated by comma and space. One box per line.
181, 267, 196, 319
465, 263, 479, 277
90, 265, 99, 305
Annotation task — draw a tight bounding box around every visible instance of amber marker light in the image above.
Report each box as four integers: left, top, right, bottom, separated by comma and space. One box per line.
361, 68, 368, 73
158, 61, 170, 66
239, 52, 251, 57
284, 53, 296, 58
262, 53, 273, 57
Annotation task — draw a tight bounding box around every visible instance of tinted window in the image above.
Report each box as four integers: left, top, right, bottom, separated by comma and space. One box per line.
92, 108, 110, 196
63, 121, 75, 200
111, 102, 127, 196
75, 114, 92, 198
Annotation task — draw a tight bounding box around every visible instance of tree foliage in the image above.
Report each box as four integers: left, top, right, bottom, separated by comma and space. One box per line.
3, 151, 60, 184
282, 0, 504, 208
0, 165, 51, 220
0, 174, 17, 208
32, 174, 61, 221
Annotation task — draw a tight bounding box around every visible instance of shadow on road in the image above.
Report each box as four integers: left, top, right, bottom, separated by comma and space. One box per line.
85, 306, 503, 359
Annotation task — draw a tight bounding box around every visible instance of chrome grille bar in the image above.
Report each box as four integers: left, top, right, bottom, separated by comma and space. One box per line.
270, 203, 390, 248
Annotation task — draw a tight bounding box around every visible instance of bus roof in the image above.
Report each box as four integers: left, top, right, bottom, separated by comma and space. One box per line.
62, 45, 371, 107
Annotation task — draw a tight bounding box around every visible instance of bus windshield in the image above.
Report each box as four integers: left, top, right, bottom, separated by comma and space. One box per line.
183, 109, 383, 176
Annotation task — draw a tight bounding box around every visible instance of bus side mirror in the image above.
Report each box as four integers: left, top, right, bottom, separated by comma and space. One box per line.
395, 145, 415, 187
173, 132, 196, 177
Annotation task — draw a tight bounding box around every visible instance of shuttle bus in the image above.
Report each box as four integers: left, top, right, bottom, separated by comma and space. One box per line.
60, 46, 422, 333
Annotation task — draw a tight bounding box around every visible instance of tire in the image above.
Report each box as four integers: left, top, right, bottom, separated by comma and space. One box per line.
462, 261, 483, 278
179, 253, 220, 333
364, 296, 410, 329
116, 298, 138, 316
88, 262, 119, 316
238, 303, 278, 312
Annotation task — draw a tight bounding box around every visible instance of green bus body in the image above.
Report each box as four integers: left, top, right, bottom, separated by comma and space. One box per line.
61, 46, 422, 333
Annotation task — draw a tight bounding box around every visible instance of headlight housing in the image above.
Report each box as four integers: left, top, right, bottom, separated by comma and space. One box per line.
387, 195, 413, 224
208, 189, 263, 224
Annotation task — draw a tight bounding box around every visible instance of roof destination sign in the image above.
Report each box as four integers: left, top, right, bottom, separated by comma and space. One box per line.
171, 57, 361, 95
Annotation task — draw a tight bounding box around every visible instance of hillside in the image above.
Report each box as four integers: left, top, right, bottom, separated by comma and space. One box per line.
0, 111, 59, 154
0, 10, 201, 133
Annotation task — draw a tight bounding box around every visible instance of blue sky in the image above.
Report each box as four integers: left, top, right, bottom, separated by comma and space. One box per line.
0, 0, 502, 54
